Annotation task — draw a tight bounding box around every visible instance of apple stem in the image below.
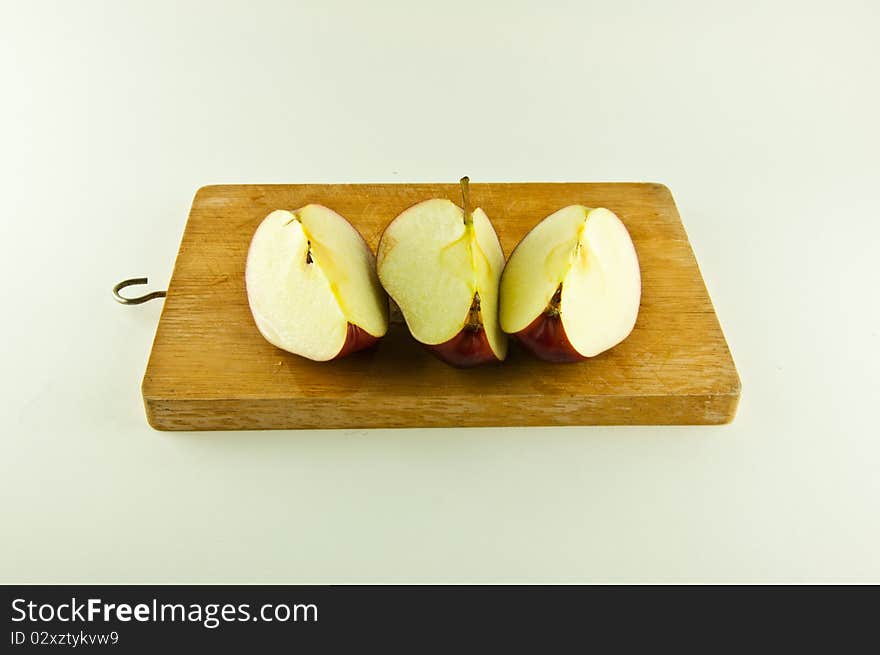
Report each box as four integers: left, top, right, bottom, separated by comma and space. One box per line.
460, 176, 472, 226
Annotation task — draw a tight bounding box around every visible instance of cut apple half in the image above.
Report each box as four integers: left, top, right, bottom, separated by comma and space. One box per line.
499, 205, 641, 362
376, 178, 507, 367
245, 205, 388, 361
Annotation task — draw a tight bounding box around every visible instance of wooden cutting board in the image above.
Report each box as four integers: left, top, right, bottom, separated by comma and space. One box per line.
142, 183, 740, 430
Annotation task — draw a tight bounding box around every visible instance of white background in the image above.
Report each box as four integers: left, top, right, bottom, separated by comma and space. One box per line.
1, 1, 878, 582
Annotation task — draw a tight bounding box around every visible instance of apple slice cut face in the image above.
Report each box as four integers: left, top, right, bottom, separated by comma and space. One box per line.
245, 205, 388, 361
500, 206, 640, 358
377, 199, 507, 361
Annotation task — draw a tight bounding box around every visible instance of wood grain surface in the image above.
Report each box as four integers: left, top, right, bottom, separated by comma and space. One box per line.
142, 183, 740, 430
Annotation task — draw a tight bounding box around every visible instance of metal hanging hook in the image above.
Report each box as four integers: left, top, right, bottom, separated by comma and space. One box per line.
113, 277, 167, 305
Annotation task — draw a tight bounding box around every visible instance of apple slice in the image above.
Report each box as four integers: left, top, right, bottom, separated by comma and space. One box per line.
376, 178, 507, 367
499, 206, 640, 362
245, 205, 388, 361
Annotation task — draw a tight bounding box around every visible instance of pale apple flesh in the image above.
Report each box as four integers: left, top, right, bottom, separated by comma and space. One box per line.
500, 206, 640, 361
376, 195, 507, 367
245, 205, 388, 361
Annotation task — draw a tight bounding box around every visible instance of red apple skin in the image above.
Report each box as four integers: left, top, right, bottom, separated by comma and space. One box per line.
513, 312, 585, 363
426, 327, 500, 368
334, 323, 381, 359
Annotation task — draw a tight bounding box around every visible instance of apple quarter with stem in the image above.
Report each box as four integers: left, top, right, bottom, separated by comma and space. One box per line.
245, 205, 388, 361
499, 205, 641, 362
376, 178, 507, 367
